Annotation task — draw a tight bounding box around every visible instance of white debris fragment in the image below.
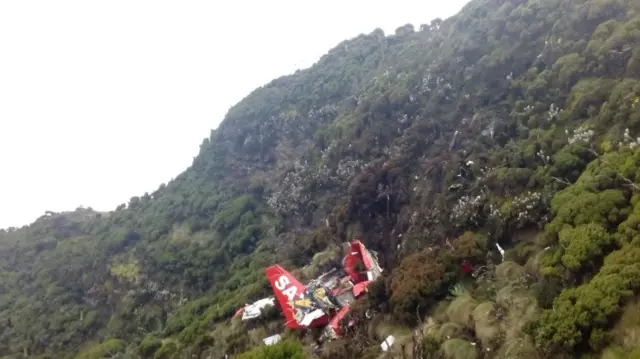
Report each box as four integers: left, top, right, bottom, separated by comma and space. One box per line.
263, 334, 282, 346
381, 335, 396, 352
242, 297, 276, 320
300, 309, 326, 326
495, 242, 505, 262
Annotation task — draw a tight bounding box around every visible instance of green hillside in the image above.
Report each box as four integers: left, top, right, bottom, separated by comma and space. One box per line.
2, 0, 640, 358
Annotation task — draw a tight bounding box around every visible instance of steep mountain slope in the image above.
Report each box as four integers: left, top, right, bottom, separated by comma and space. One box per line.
2, 0, 640, 358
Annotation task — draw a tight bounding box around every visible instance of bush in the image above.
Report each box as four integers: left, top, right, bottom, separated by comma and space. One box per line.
423, 336, 443, 359
472, 301, 501, 350
558, 223, 613, 274
531, 241, 640, 354
319, 339, 367, 359
495, 286, 539, 344
495, 261, 527, 283
600, 346, 640, 359
611, 299, 640, 352
497, 337, 538, 359
446, 294, 478, 329
74, 339, 127, 359
533, 275, 563, 309
153, 342, 178, 359
438, 322, 463, 341
450, 232, 488, 263
441, 338, 478, 359
389, 248, 449, 323
504, 240, 538, 265
545, 188, 628, 237
138, 336, 163, 357
235, 339, 307, 359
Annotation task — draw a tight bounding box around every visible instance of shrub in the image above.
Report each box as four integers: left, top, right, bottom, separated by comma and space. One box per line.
74, 339, 127, 359
153, 342, 178, 359
531, 242, 640, 354
558, 223, 613, 274
495, 261, 527, 283
446, 294, 478, 329
450, 232, 488, 263
138, 336, 163, 357
438, 323, 463, 341
441, 338, 478, 359
497, 337, 538, 359
389, 248, 448, 323
472, 302, 502, 350
235, 339, 307, 359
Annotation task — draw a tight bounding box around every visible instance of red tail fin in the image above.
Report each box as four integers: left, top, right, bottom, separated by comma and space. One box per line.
264, 265, 306, 329
344, 239, 380, 283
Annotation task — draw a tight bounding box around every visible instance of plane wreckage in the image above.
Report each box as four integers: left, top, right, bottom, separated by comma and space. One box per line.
233, 239, 383, 341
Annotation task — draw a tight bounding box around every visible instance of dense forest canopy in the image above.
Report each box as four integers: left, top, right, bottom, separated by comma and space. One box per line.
2, 0, 640, 358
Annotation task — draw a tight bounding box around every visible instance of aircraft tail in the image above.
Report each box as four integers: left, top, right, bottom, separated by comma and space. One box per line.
344, 239, 383, 283
264, 264, 307, 329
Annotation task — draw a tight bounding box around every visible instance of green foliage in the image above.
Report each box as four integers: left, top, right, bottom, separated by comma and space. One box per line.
550, 142, 595, 182
533, 275, 564, 309
2, 0, 640, 357
441, 338, 478, 359
450, 232, 487, 263
616, 195, 640, 245
559, 223, 613, 273
449, 283, 470, 298
446, 294, 478, 329
438, 322, 462, 340
531, 240, 640, 354
74, 338, 126, 359
546, 187, 628, 237
495, 261, 527, 283
472, 301, 501, 350
235, 339, 307, 359
138, 336, 163, 357
423, 336, 442, 358
153, 342, 177, 359
601, 346, 640, 359
389, 248, 455, 323
529, 142, 640, 356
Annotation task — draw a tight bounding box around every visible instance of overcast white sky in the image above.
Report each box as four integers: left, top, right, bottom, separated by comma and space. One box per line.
0, 0, 470, 229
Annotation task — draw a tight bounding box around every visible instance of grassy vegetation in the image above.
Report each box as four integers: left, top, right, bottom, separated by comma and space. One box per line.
2, 0, 640, 358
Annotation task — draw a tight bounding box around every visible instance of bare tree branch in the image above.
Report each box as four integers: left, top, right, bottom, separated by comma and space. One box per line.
445, 238, 454, 251
552, 177, 571, 186
588, 149, 640, 191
